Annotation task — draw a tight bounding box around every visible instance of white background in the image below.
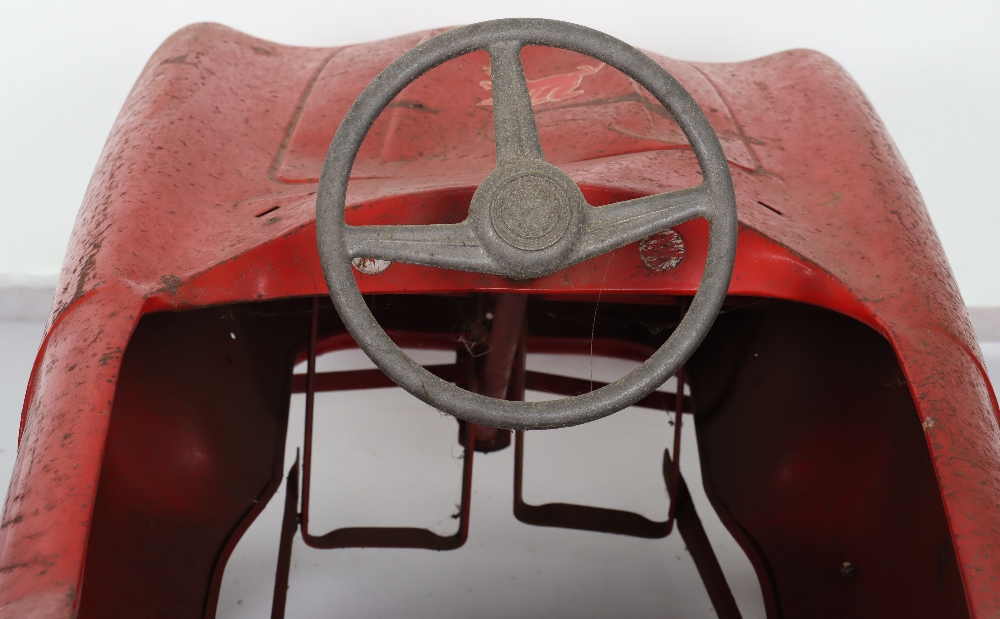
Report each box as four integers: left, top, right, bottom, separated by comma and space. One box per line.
0, 5, 997, 612
1, 0, 998, 304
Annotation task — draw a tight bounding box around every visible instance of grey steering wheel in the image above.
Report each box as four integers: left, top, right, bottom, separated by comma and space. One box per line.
316, 18, 737, 430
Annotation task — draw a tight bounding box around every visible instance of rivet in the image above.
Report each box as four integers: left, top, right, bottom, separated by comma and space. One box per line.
840, 561, 858, 579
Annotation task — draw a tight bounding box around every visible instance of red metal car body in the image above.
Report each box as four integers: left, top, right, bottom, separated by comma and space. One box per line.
0, 20, 997, 618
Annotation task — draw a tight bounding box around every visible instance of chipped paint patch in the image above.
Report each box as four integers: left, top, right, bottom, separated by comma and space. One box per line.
98, 349, 122, 366
922, 417, 936, 430
351, 257, 391, 275
639, 229, 685, 272
158, 275, 182, 295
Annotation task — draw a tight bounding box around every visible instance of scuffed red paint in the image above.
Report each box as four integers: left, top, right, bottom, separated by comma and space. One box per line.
0, 23, 996, 617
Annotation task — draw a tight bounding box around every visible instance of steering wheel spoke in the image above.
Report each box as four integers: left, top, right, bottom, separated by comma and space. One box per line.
577, 186, 711, 260
346, 222, 496, 273
487, 40, 545, 164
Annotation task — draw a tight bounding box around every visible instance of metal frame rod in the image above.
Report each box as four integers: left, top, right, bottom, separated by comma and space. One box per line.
670, 474, 742, 618
299, 298, 475, 550
292, 366, 691, 413
270, 454, 300, 619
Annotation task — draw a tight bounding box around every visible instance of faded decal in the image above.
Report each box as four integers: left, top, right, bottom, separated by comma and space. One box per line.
479, 63, 604, 107
351, 257, 392, 275
639, 229, 685, 272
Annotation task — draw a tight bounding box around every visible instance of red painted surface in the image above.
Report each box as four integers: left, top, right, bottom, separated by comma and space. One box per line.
0, 22, 996, 617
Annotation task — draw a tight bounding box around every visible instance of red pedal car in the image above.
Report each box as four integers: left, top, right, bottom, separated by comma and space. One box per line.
0, 18, 996, 618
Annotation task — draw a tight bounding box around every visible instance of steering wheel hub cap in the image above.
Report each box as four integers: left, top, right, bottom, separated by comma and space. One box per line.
468, 159, 587, 279
491, 173, 570, 251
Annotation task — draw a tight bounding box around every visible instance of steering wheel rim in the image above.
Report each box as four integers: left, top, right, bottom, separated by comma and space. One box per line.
316, 18, 737, 430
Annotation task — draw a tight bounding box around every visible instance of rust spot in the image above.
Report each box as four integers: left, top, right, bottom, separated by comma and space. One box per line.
0, 514, 23, 528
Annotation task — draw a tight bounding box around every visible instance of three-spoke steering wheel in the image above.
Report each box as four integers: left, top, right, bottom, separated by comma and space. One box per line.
316, 18, 737, 430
